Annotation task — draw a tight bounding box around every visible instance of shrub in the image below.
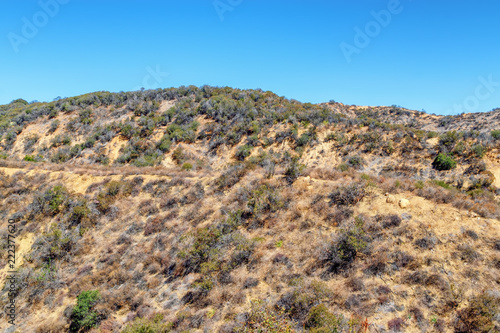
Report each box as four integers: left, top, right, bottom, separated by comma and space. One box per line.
171, 146, 185, 165
415, 180, 424, 190
157, 135, 172, 152
284, 156, 305, 184
439, 131, 461, 151
377, 214, 402, 228
51, 148, 71, 163
32, 224, 77, 265
328, 183, 366, 207
39, 185, 68, 215
454, 293, 499, 332
68, 200, 91, 227
121, 314, 172, 333
491, 130, 500, 140
305, 304, 343, 331
24, 155, 36, 162
471, 144, 487, 158
235, 300, 295, 333
96, 181, 132, 213
181, 162, 193, 171
432, 153, 457, 171
70, 290, 102, 332
235, 145, 253, 161
51, 134, 72, 148
215, 164, 247, 190
79, 109, 93, 124
247, 184, 284, 217
387, 317, 405, 331
324, 217, 368, 274
347, 155, 364, 169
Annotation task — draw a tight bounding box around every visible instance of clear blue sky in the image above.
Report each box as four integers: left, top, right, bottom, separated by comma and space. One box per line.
1, 0, 499, 115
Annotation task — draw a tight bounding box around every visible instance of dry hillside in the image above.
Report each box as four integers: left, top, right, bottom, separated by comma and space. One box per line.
0, 87, 499, 332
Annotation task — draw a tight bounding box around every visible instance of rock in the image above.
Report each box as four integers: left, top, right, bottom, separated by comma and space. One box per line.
386, 195, 396, 204
399, 198, 410, 208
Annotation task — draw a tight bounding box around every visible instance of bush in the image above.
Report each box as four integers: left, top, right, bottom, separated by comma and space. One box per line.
328, 184, 366, 207
247, 184, 284, 217
96, 181, 132, 213
432, 153, 457, 171
32, 224, 77, 265
235, 145, 253, 161
235, 300, 295, 333
121, 314, 172, 333
491, 130, 500, 140
284, 156, 305, 184
346, 155, 364, 169
38, 185, 68, 215
387, 317, 405, 331
181, 162, 193, 171
171, 146, 185, 165
48, 120, 60, 134
305, 304, 343, 331
157, 135, 172, 152
454, 293, 499, 332
70, 290, 102, 332
324, 217, 368, 274
472, 144, 487, 158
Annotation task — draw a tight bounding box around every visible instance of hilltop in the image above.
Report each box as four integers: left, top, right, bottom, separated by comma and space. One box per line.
0, 87, 499, 332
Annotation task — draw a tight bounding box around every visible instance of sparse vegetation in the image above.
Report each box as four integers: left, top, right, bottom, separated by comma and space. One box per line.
1, 87, 500, 332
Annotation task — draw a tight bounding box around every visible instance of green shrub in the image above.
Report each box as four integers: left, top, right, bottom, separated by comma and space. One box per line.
79, 109, 93, 125
324, 217, 368, 274
491, 130, 500, 140
157, 135, 172, 152
432, 153, 457, 171
439, 131, 461, 151
472, 144, 487, 158
305, 304, 344, 332
347, 155, 364, 169
121, 314, 172, 333
235, 145, 253, 161
69, 201, 91, 226
23, 155, 36, 162
427, 131, 438, 138
171, 146, 185, 165
338, 163, 349, 172
133, 152, 162, 167
51, 134, 71, 147
284, 156, 305, 184
247, 185, 284, 216
48, 120, 60, 133
432, 180, 452, 190
45, 185, 68, 215
415, 180, 425, 190
50, 148, 71, 163
181, 162, 193, 171
70, 290, 102, 332
96, 181, 132, 213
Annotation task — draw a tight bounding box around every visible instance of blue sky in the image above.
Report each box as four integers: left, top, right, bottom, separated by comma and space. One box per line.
1, 0, 499, 115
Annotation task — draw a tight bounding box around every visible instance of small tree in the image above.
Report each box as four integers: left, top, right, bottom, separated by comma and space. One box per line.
432, 153, 457, 171
70, 290, 102, 332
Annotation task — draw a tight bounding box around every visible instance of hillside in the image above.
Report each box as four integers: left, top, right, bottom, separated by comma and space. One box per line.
0, 87, 499, 333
